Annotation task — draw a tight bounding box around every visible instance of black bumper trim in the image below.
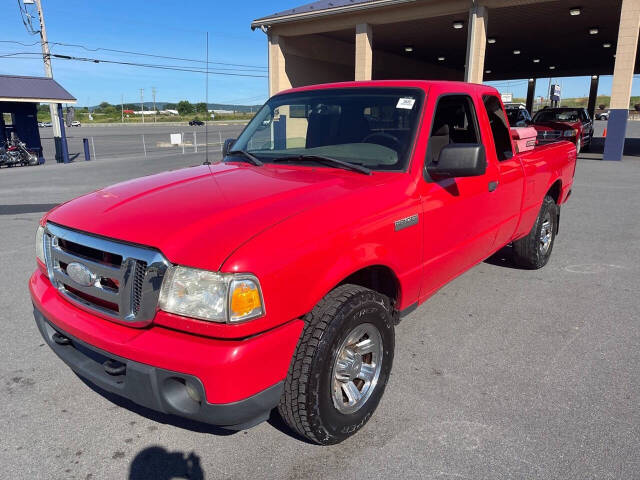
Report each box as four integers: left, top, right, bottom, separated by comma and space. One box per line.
33, 306, 282, 430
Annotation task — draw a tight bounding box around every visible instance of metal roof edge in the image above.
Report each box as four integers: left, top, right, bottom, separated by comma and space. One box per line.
251, 0, 418, 28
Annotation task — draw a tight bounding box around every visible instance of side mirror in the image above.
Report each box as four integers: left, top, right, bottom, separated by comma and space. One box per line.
426, 144, 487, 178
223, 138, 236, 156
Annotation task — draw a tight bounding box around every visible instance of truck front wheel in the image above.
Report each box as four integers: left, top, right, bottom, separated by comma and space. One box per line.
512, 195, 558, 269
278, 284, 395, 445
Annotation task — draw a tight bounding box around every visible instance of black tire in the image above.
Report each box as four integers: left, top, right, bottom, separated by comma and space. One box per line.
512, 195, 558, 269
278, 284, 395, 445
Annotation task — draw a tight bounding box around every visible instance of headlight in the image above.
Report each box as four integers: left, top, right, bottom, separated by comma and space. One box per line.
35, 225, 45, 264
563, 129, 578, 137
158, 266, 264, 323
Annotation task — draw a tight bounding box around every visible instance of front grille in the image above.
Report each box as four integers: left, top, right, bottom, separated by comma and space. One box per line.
537, 130, 562, 141
43, 223, 169, 327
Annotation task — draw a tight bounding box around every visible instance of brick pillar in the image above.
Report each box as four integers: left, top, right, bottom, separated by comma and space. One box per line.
603, 0, 640, 161
269, 34, 291, 96
587, 75, 599, 121
464, 5, 488, 84
355, 23, 373, 81
526, 78, 536, 114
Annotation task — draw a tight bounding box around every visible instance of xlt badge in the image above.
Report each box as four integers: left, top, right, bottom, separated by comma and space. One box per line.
394, 214, 419, 231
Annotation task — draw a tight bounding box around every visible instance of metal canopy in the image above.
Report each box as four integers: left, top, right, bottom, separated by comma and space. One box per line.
254, 0, 636, 81
0, 74, 76, 104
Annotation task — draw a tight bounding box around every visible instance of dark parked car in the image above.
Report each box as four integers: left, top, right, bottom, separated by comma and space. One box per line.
189, 119, 204, 126
532, 107, 593, 154
505, 103, 532, 127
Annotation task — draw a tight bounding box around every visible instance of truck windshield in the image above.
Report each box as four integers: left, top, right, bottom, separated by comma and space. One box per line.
533, 109, 580, 123
229, 87, 425, 171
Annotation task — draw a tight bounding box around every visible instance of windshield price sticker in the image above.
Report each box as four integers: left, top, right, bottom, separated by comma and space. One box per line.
396, 97, 416, 109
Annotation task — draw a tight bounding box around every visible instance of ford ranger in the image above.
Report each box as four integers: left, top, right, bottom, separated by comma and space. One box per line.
30, 81, 576, 445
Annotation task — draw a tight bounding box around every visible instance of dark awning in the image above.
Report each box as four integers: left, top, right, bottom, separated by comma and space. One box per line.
0, 74, 76, 104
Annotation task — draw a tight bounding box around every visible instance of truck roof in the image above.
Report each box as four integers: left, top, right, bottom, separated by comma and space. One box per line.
277, 80, 500, 97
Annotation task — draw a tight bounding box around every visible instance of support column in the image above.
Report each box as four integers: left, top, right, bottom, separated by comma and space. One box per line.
355, 23, 373, 81
268, 34, 291, 96
587, 75, 599, 120
526, 78, 536, 114
464, 5, 488, 84
604, 0, 640, 161
56, 103, 69, 164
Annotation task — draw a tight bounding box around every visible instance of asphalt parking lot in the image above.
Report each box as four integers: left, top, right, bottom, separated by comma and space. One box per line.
38, 122, 247, 163
1, 131, 639, 479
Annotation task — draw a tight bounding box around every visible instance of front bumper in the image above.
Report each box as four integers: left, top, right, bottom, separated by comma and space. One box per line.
30, 270, 304, 429
34, 307, 280, 429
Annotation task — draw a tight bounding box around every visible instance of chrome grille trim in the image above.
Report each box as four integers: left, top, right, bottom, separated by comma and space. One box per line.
537, 130, 562, 140
43, 222, 170, 327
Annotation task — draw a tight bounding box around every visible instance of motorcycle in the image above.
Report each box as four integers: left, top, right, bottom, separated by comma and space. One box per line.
0, 136, 39, 167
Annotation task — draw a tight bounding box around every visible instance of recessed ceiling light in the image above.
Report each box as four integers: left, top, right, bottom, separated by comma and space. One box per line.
404, 46, 414, 53
513, 49, 521, 54
487, 38, 496, 44
549, 65, 556, 70
569, 7, 581, 16
533, 58, 541, 63
452, 21, 464, 29
485, 69, 492, 74
589, 27, 599, 35
437, 56, 445, 61
603, 42, 612, 48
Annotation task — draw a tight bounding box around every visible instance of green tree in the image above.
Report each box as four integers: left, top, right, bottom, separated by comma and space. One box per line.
195, 102, 207, 114
177, 100, 194, 115
164, 103, 177, 110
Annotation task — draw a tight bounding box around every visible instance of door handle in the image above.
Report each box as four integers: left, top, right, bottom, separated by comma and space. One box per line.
488, 181, 499, 192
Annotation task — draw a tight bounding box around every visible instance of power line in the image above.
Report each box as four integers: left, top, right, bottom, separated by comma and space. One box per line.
0, 39, 268, 70
0, 51, 268, 77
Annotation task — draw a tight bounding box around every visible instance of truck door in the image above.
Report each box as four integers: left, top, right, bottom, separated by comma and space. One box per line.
479, 94, 525, 249
418, 93, 500, 298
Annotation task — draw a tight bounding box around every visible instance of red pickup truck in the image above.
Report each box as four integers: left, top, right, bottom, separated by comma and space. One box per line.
30, 80, 576, 445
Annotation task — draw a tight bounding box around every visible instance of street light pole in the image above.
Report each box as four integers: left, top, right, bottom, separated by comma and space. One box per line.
33, 0, 63, 159
152, 87, 157, 123
140, 88, 144, 124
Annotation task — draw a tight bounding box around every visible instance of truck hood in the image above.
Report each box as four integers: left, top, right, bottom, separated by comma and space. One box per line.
533, 121, 581, 131
46, 163, 384, 270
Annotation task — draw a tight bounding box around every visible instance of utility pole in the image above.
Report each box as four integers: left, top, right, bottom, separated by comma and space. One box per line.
152, 87, 157, 123
121, 94, 124, 123
33, 0, 63, 160
140, 88, 144, 124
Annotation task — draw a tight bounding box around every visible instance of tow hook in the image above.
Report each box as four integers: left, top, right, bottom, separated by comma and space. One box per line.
52, 332, 71, 346
103, 359, 126, 376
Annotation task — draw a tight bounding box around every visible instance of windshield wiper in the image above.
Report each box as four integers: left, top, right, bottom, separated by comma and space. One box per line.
227, 149, 263, 166
271, 154, 371, 175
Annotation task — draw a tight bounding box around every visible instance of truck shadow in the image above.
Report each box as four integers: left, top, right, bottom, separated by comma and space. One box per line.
266, 409, 317, 445
484, 245, 521, 269
128, 446, 204, 480
78, 375, 236, 436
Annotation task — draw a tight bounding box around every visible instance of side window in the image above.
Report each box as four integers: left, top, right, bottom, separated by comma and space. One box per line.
426, 95, 479, 165
482, 95, 513, 161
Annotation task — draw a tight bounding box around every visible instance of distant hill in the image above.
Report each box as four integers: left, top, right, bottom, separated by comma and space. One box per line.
81, 102, 263, 113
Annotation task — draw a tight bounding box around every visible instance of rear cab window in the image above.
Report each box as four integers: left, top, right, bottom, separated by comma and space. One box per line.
425, 94, 480, 168
482, 95, 514, 161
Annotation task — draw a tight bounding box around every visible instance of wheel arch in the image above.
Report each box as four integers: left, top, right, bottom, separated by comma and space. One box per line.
336, 264, 401, 308
546, 179, 562, 204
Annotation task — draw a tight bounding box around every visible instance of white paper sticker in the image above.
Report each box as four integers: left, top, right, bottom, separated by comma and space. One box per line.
396, 97, 416, 109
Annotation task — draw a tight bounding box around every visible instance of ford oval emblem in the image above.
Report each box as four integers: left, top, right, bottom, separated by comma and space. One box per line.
66, 262, 95, 287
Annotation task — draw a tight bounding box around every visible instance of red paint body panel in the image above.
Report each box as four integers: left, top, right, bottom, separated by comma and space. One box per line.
31, 80, 577, 405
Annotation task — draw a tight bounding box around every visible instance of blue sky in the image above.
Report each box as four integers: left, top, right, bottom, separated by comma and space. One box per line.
1, 1, 637, 106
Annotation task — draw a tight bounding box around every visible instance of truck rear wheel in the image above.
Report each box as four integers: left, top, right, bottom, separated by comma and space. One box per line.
512, 195, 558, 269
278, 284, 395, 445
